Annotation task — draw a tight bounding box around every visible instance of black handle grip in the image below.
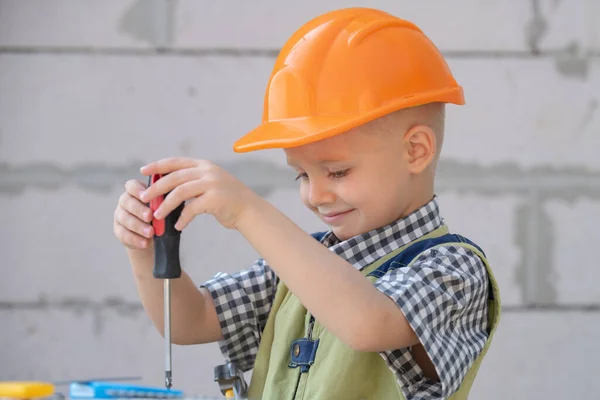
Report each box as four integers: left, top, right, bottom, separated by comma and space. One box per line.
147, 174, 184, 280
153, 201, 184, 279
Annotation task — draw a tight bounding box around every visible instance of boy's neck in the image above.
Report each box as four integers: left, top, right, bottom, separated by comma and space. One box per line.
399, 180, 435, 221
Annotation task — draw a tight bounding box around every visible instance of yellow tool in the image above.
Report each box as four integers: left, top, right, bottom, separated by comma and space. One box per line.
213, 362, 247, 400
224, 389, 234, 399
0, 381, 55, 399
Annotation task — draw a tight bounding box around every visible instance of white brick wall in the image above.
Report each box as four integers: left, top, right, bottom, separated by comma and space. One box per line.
470, 312, 600, 399
1, 0, 598, 398
0, 0, 532, 51
447, 59, 600, 170
545, 198, 600, 304
1, 308, 226, 398
436, 192, 526, 307
3, 55, 598, 169
0, 54, 270, 165
0, 0, 151, 48
172, 0, 532, 52
538, 0, 600, 53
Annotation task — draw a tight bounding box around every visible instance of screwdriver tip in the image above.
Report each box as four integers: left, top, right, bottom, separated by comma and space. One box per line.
165, 372, 172, 389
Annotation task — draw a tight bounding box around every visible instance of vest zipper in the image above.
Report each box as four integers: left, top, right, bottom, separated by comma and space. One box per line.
307, 315, 315, 339
292, 368, 302, 400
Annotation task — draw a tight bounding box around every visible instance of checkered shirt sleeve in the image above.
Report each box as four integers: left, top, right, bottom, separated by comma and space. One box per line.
375, 245, 490, 399
200, 258, 278, 372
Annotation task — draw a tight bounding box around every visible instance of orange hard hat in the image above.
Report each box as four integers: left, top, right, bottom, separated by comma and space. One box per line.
233, 7, 464, 153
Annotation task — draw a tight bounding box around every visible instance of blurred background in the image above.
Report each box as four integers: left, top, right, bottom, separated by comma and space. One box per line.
0, 1, 598, 399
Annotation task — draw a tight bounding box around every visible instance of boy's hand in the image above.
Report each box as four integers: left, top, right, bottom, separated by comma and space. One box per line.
139, 157, 261, 231
113, 179, 155, 250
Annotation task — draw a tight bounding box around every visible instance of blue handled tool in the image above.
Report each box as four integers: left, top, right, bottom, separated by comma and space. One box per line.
69, 381, 184, 399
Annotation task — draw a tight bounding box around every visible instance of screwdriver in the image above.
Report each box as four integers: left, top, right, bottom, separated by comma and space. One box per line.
147, 173, 185, 389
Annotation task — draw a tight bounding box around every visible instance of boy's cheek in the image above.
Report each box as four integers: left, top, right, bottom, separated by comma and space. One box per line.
299, 185, 308, 203
299, 191, 315, 211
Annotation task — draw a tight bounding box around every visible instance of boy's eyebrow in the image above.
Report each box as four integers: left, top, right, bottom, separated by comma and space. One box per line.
287, 157, 350, 168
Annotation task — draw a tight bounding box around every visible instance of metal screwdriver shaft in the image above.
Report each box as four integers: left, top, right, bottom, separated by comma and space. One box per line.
164, 279, 172, 389
148, 173, 184, 390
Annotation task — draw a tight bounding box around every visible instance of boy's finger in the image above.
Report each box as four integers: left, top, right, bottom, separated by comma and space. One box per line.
115, 207, 154, 238
114, 220, 150, 249
174, 195, 206, 230
119, 191, 152, 222
124, 179, 148, 201
140, 167, 200, 203
153, 179, 206, 220
140, 157, 199, 176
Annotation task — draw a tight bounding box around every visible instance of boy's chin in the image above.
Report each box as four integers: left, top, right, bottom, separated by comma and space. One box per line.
330, 225, 361, 242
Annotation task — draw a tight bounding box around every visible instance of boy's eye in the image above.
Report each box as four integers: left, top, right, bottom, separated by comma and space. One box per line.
330, 169, 349, 179
294, 169, 349, 181
295, 172, 309, 181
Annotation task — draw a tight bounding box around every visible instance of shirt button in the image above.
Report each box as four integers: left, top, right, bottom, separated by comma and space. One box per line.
293, 343, 301, 357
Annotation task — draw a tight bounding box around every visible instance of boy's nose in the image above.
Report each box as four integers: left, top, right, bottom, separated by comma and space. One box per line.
308, 180, 335, 207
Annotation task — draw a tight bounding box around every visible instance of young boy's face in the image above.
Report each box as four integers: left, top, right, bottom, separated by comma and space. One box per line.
285, 121, 414, 241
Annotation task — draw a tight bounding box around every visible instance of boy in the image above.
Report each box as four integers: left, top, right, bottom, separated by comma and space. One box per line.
113, 7, 500, 400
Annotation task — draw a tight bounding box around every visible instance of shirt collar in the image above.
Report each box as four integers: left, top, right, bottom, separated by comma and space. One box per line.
320, 196, 443, 270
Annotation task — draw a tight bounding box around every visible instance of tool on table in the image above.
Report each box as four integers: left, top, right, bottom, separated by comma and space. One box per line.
148, 173, 185, 389
213, 362, 248, 400
69, 381, 184, 399
0, 377, 143, 400
0, 381, 55, 399
53, 376, 142, 385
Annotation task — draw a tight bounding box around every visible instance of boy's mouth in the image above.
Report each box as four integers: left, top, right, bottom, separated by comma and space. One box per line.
320, 209, 354, 224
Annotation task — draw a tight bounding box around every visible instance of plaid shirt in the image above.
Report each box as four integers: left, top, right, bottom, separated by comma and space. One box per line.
202, 197, 490, 399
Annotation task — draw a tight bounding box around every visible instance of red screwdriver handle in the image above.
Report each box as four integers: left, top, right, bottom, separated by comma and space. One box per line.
149, 174, 165, 236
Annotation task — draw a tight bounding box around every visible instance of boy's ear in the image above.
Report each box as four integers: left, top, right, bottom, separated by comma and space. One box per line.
402, 124, 437, 174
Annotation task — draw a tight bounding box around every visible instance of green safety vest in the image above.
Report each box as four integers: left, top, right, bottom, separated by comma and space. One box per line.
246, 225, 501, 400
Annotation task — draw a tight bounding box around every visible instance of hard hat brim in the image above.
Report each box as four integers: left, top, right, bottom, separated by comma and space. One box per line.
233, 86, 464, 153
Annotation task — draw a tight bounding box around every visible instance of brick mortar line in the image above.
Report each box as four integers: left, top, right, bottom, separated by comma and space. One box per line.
434, 177, 600, 192
0, 46, 598, 58
524, 190, 541, 305
0, 298, 142, 311
529, 0, 544, 55
2, 162, 600, 195
0, 301, 597, 313
502, 304, 600, 312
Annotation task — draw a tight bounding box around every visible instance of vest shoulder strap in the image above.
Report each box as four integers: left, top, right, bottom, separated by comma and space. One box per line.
311, 225, 450, 277
365, 233, 494, 301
